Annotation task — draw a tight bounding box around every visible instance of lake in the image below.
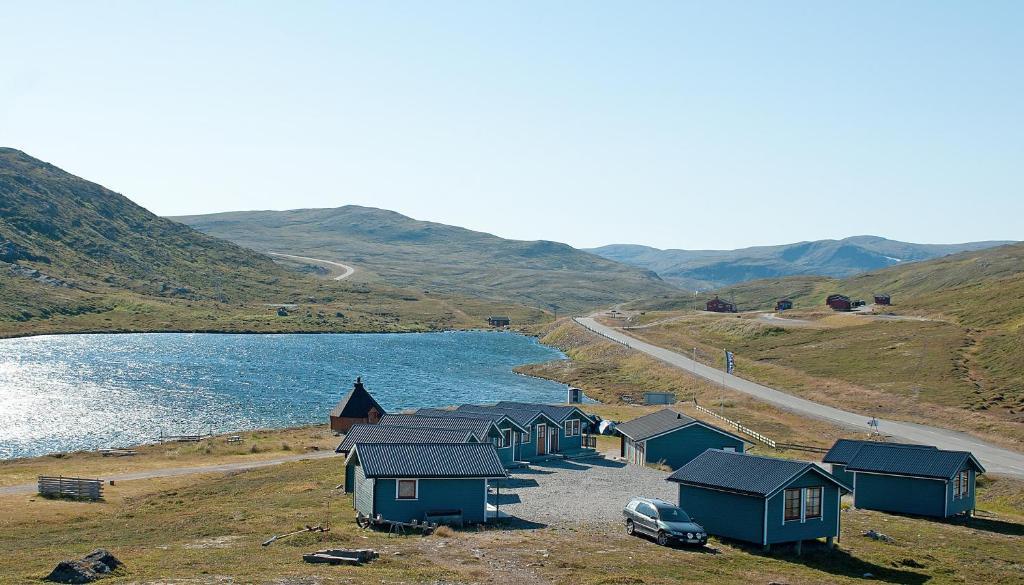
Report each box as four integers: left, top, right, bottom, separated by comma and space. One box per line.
0, 331, 567, 459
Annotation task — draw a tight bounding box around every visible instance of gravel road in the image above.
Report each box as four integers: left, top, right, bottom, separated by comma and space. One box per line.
491, 454, 676, 527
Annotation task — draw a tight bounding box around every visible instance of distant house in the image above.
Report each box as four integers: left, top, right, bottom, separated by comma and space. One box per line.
825, 294, 851, 311
338, 424, 477, 492
487, 316, 510, 327
668, 450, 851, 551
822, 439, 936, 487
347, 443, 507, 525
873, 294, 891, 305
329, 377, 385, 433
706, 296, 737, 313
846, 444, 985, 518
776, 299, 793, 311
616, 409, 747, 469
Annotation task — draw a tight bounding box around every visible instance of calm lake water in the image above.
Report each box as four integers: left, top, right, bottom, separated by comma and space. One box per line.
0, 331, 567, 459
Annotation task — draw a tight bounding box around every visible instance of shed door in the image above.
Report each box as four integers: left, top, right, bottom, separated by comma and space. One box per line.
537, 424, 547, 455
551, 428, 559, 453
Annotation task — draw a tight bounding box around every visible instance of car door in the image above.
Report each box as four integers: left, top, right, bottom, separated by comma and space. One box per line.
636, 502, 658, 535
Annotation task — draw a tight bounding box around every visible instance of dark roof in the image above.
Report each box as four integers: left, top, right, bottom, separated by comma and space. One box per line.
453, 404, 553, 429
668, 450, 851, 497
352, 443, 507, 478
336, 424, 472, 454
378, 413, 496, 440
845, 444, 985, 479
616, 409, 697, 441
495, 401, 596, 423
822, 439, 936, 465
330, 378, 385, 419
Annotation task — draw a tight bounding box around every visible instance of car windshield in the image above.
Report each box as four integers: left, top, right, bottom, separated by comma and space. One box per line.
656, 506, 690, 522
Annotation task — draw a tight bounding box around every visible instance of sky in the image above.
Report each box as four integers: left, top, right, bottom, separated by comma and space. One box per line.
1, 1, 1021, 250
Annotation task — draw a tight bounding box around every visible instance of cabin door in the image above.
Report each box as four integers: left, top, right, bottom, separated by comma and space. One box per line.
550, 428, 559, 453
537, 424, 547, 455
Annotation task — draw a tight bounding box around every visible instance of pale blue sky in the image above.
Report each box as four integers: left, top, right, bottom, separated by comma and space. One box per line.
2, 1, 1020, 249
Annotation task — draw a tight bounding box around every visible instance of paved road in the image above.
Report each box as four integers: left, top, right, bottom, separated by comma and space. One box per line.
576, 316, 1024, 478
0, 450, 340, 496
268, 252, 356, 281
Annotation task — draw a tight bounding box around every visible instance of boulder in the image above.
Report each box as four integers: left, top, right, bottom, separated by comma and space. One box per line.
45, 549, 121, 583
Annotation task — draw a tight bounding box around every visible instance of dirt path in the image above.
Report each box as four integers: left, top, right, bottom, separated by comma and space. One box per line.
268, 252, 356, 280
0, 450, 341, 496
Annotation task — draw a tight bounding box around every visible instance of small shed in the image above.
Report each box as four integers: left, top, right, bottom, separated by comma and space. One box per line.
487, 316, 510, 327
822, 439, 935, 487
873, 294, 891, 305
668, 450, 851, 550
330, 377, 385, 434
825, 294, 851, 312
616, 409, 747, 469
846, 444, 985, 518
347, 442, 507, 525
706, 296, 737, 313
776, 299, 793, 311
644, 392, 677, 405
338, 425, 477, 492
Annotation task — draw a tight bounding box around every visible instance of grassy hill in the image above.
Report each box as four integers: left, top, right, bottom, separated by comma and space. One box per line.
620, 242, 1024, 448
172, 206, 677, 314
591, 236, 1012, 290
0, 148, 545, 336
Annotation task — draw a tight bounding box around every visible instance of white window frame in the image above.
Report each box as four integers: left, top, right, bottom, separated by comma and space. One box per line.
501, 428, 513, 449
396, 478, 418, 500
564, 418, 580, 437
520, 425, 531, 444
961, 471, 970, 498
783, 488, 801, 522
805, 486, 822, 520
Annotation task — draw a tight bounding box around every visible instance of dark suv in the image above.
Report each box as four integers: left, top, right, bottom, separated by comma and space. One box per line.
623, 497, 707, 547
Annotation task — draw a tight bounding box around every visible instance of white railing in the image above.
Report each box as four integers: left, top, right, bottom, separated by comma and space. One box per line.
692, 402, 777, 448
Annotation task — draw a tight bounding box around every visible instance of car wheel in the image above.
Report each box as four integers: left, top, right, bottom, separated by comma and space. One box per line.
657, 531, 669, 546
625, 520, 635, 536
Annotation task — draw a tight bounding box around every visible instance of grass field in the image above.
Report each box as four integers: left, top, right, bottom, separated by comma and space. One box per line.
2, 426, 1022, 584
611, 310, 1023, 450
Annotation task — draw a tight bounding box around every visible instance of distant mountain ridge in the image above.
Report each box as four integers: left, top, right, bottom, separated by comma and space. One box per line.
589, 236, 1014, 290
173, 206, 677, 313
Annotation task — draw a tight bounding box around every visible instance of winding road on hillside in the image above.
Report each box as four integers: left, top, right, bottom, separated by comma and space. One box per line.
268, 252, 356, 280
576, 316, 1024, 478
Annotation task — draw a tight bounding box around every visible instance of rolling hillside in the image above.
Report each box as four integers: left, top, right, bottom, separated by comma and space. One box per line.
591, 236, 1012, 290
173, 206, 677, 313
0, 148, 544, 335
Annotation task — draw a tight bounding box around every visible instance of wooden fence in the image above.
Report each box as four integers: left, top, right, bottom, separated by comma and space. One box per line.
38, 476, 104, 500
692, 402, 777, 448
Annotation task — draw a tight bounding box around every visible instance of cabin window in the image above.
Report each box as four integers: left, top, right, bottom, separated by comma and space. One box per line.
805, 487, 822, 519
396, 479, 418, 500
520, 426, 531, 444
784, 489, 801, 521
960, 471, 970, 497
501, 428, 513, 448
565, 419, 580, 437
953, 473, 961, 498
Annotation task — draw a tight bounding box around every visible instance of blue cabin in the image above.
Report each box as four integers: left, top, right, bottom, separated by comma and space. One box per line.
822, 439, 936, 487
418, 408, 531, 466
337, 424, 477, 493
347, 442, 507, 525
846, 444, 985, 518
668, 450, 851, 550
454, 402, 597, 461
616, 409, 747, 469
494, 401, 598, 454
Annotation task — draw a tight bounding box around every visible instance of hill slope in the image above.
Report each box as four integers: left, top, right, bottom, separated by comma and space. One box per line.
173, 206, 676, 313
590, 236, 1012, 290
0, 149, 544, 335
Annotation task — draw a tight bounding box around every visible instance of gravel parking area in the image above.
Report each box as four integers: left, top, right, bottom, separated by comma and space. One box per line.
490, 453, 677, 527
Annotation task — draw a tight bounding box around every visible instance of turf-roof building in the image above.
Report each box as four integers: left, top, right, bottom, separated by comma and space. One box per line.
616, 409, 747, 469
846, 444, 985, 518
668, 450, 851, 551
347, 442, 507, 525
822, 439, 936, 487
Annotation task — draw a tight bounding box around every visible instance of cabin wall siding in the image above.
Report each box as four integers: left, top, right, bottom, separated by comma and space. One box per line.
765, 472, 841, 544
644, 426, 746, 470
947, 468, 976, 516
853, 473, 948, 517
829, 464, 854, 488
353, 464, 375, 517
677, 485, 764, 544
373, 478, 487, 524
